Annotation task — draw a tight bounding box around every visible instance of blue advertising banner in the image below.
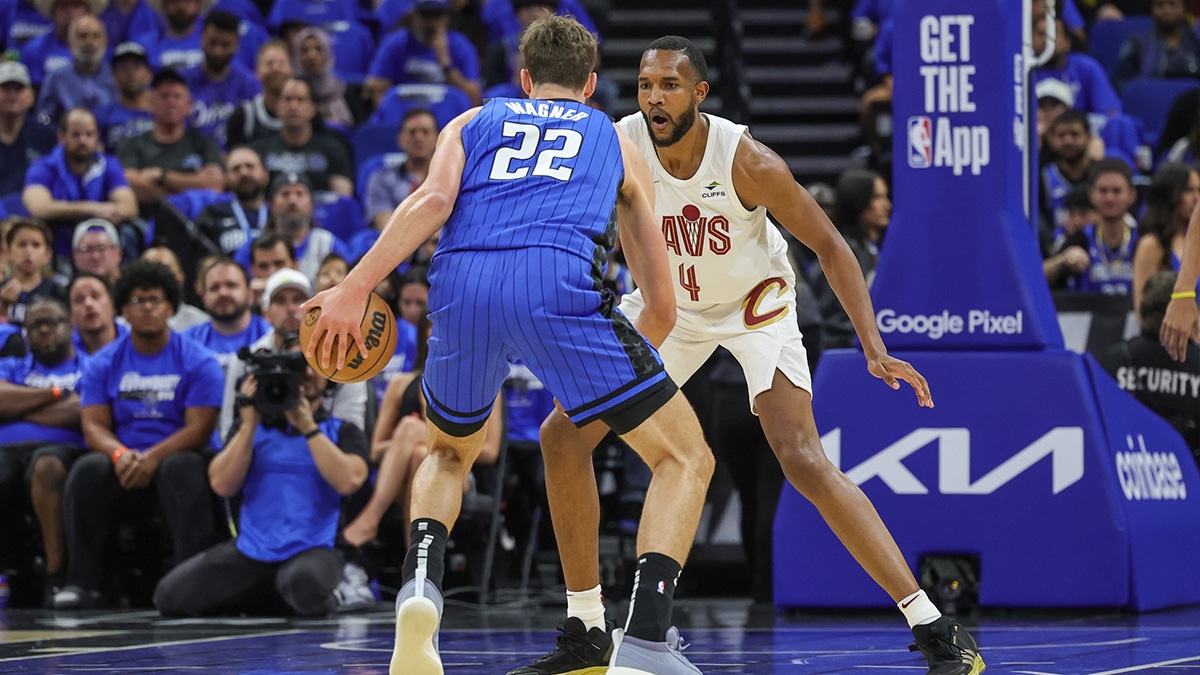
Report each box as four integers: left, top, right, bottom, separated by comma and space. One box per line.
873, 0, 1062, 350
774, 350, 1200, 610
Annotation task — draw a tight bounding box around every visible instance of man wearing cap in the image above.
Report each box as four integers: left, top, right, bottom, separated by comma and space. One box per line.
0, 61, 56, 198
36, 14, 118, 121
95, 41, 154, 150
23, 108, 137, 262
365, 0, 482, 106
196, 146, 271, 255
19, 0, 105, 87
250, 77, 353, 196
234, 172, 350, 281
71, 219, 124, 285
56, 259, 223, 609
182, 9, 260, 150
117, 68, 225, 209
217, 267, 368, 448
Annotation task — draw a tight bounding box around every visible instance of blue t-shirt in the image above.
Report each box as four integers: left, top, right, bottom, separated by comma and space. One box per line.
368, 28, 480, 85
371, 318, 418, 403
236, 416, 366, 562
183, 62, 262, 150
72, 321, 130, 356
79, 331, 223, 451
99, 0, 160, 47
183, 314, 272, 375
3, 0, 51, 50
25, 146, 129, 203
1071, 223, 1139, 295
97, 102, 155, 151
502, 360, 554, 445
36, 62, 119, 123
267, 0, 357, 31
0, 351, 88, 445
1034, 53, 1123, 117
149, 24, 204, 71
17, 29, 71, 86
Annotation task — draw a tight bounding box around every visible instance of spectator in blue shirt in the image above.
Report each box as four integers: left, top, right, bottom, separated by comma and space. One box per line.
183, 257, 269, 375
1033, 16, 1122, 117
19, 0, 99, 86
95, 41, 153, 150
0, 61, 56, 199
22, 108, 138, 260
183, 10, 261, 150
36, 15, 119, 131
154, 334, 368, 617
98, 0, 157, 46
67, 272, 127, 355
54, 259, 224, 609
365, 0, 482, 106
146, 0, 208, 70
0, 297, 89, 605
4, 0, 53, 50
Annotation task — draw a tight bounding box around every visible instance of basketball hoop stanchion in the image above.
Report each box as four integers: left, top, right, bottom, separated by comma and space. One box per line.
773, 0, 1200, 611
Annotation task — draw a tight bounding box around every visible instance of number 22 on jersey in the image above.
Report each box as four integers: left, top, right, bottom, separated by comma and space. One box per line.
489, 122, 583, 181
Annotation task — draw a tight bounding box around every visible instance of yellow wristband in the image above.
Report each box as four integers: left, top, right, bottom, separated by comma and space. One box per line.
1170, 291, 1197, 300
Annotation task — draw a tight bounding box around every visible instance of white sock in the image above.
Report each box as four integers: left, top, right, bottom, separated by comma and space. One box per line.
566, 584, 606, 632
898, 589, 941, 628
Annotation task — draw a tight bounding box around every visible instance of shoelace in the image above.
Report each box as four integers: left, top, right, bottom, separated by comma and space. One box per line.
532, 623, 603, 663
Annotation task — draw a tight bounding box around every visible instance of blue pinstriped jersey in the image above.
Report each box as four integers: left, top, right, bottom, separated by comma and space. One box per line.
437, 98, 624, 260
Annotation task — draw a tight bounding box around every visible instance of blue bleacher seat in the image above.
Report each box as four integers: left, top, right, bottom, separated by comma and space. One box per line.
368, 83, 472, 129
1121, 78, 1200, 148
352, 123, 402, 168
1088, 17, 1154, 76
312, 191, 365, 243
356, 151, 407, 202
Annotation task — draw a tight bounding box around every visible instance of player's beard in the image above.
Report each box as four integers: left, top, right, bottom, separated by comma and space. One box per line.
645, 106, 697, 147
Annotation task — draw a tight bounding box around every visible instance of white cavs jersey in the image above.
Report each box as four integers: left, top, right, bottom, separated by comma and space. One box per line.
617, 112, 790, 310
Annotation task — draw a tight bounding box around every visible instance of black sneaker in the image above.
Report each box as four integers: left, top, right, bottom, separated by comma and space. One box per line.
910, 617, 985, 675
507, 617, 613, 675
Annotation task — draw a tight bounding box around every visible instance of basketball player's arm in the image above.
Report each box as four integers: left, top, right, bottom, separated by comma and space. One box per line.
615, 127, 675, 347
732, 137, 933, 407
1162, 203, 1200, 361
303, 109, 479, 370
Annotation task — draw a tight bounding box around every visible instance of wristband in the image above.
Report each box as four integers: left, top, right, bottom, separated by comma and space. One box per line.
50, 385, 61, 402
1171, 291, 1197, 300
111, 446, 129, 465
304, 428, 322, 440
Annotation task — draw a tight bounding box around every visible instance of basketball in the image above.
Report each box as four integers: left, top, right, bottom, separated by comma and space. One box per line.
299, 292, 397, 384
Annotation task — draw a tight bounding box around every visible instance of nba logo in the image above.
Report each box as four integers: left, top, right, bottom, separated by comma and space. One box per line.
908, 116, 932, 169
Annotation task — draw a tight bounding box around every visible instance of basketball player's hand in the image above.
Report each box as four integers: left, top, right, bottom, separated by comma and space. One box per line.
1160, 297, 1200, 362
301, 286, 368, 372
867, 355, 934, 408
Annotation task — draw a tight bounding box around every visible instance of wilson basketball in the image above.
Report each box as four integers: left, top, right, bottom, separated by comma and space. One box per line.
300, 292, 397, 384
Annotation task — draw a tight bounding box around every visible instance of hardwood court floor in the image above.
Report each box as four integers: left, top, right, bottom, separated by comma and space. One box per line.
2, 599, 1199, 673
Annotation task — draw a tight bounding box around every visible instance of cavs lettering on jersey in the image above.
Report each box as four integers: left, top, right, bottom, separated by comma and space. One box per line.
617, 113, 790, 309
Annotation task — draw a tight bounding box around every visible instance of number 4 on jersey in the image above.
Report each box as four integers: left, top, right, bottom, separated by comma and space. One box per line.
678, 263, 700, 302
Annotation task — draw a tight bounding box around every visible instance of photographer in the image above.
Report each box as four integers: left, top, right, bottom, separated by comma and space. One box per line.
154, 337, 368, 616
217, 268, 368, 442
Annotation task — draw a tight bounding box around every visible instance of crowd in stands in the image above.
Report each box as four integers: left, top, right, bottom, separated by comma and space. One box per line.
2, 0, 1200, 614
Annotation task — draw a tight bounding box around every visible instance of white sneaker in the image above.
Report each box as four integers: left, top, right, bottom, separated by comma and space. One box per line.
390, 575, 444, 675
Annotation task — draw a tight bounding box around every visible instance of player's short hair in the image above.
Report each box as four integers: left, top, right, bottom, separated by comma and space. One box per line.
520, 15, 597, 91
644, 35, 708, 82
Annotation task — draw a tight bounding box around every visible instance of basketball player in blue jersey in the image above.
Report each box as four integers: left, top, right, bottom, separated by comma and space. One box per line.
302, 16, 714, 675
511, 37, 985, 675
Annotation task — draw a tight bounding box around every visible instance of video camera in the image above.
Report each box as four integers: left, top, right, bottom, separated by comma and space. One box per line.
237, 344, 307, 419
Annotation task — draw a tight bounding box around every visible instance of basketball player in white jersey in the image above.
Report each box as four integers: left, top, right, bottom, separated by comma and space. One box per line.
508, 37, 985, 675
